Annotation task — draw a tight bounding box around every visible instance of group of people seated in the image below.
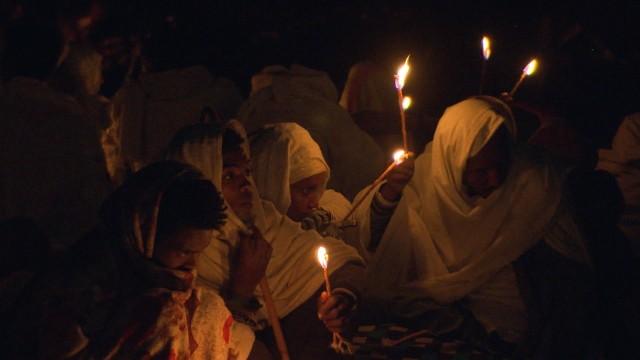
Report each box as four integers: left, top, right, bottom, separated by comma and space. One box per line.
1, 10, 639, 360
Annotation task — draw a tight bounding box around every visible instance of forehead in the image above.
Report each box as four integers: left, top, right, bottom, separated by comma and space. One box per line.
223, 150, 249, 168
169, 228, 212, 251
291, 172, 328, 188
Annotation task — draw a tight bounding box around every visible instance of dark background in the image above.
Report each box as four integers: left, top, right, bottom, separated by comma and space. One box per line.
8, 0, 640, 147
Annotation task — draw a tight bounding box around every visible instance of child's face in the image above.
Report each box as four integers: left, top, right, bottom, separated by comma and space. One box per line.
222, 149, 254, 222
288, 172, 328, 221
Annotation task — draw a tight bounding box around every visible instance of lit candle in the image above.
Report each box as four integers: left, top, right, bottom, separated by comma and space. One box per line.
395, 55, 411, 151
480, 36, 491, 94
341, 149, 410, 221
316, 246, 353, 354
317, 246, 331, 293
509, 58, 538, 97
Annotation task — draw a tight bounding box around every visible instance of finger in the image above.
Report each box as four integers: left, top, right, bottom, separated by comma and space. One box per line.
323, 302, 349, 320
318, 294, 339, 317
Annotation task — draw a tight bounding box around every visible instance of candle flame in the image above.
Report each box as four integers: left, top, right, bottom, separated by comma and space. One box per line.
395, 55, 411, 90
317, 246, 328, 269
523, 58, 538, 76
482, 36, 491, 60
393, 149, 407, 164
402, 96, 412, 110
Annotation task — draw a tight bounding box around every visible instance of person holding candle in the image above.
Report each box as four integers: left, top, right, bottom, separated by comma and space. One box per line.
352, 96, 596, 357
250, 122, 352, 238
167, 120, 365, 359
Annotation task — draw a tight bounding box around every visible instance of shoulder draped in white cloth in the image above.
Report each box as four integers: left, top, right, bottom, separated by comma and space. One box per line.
167, 120, 363, 319
354, 97, 587, 306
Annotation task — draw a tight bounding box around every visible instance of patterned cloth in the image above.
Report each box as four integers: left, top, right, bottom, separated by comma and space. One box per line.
4, 162, 236, 359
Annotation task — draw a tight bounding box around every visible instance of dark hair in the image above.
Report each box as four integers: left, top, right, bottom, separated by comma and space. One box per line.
156, 178, 226, 241
2, 21, 65, 81
222, 128, 244, 155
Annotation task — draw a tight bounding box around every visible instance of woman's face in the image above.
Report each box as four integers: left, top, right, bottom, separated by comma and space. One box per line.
462, 127, 510, 198
153, 228, 213, 271
288, 172, 328, 221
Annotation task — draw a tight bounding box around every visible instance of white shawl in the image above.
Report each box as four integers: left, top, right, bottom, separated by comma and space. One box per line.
250, 122, 352, 221
238, 65, 386, 200
597, 113, 640, 255
167, 121, 363, 318
354, 97, 568, 305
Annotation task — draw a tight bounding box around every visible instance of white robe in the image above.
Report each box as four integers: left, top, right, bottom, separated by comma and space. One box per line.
238, 65, 386, 200
0, 77, 109, 250
108, 66, 243, 181
597, 113, 640, 256
167, 121, 363, 319
352, 97, 589, 339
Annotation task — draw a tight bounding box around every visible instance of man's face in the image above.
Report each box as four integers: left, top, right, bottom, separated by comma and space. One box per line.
222, 149, 254, 222
153, 227, 213, 271
462, 127, 510, 198
288, 172, 328, 221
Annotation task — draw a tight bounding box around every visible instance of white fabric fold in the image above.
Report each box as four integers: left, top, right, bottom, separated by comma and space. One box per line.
250, 123, 351, 220
168, 121, 363, 318
353, 97, 569, 305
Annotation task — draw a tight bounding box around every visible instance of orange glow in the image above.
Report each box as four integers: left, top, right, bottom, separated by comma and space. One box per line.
523, 58, 538, 76
316, 246, 328, 269
393, 149, 407, 164
402, 96, 412, 110
395, 55, 411, 90
482, 36, 491, 60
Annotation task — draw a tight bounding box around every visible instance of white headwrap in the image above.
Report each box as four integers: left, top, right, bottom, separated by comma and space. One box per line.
250, 123, 354, 219
354, 97, 576, 305
167, 120, 362, 318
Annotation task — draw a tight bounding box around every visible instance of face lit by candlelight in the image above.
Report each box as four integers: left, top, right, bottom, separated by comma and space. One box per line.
288, 172, 328, 221
317, 246, 328, 269
222, 149, 254, 222
463, 126, 510, 198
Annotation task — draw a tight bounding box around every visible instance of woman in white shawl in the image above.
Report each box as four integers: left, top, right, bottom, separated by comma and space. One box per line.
238, 65, 386, 200
353, 97, 594, 356
166, 120, 365, 359
250, 122, 351, 236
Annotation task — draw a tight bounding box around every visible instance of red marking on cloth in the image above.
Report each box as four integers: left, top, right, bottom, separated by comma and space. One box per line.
223, 315, 234, 344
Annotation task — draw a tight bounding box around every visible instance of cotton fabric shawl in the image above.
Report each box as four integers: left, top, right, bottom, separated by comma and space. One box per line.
354, 97, 564, 305
167, 121, 363, 318
238, 65, 386, 199
250, 122, 352, 221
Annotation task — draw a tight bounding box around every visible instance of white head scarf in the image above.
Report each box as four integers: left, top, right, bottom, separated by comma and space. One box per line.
356, 96, 564, 304
250, 123, 329, 210
167, 120, 362, 318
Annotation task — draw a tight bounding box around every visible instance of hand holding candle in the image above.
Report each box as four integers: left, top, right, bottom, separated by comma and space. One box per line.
341, 149, 413, 222
316, 247, 353, 354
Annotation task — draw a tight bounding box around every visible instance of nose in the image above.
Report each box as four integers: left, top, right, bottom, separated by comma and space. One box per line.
239, 175, 252, 192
